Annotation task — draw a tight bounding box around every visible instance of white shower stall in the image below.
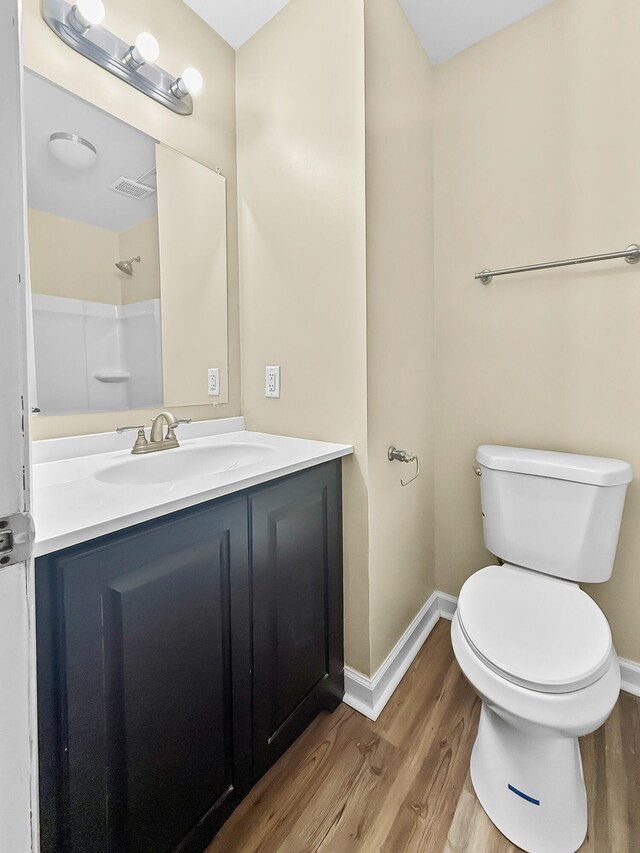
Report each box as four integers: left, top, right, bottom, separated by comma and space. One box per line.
32, 293, 162, 415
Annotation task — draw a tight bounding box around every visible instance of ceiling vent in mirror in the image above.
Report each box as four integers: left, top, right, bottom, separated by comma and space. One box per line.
109, 177, 156, 200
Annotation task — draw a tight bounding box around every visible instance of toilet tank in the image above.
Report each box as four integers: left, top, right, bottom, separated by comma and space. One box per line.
477, 445, 632, 582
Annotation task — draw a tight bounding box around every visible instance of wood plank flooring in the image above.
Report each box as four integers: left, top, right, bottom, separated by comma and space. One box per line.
207, 619, 640, 853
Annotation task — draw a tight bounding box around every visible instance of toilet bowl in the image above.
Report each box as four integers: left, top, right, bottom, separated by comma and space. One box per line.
452, 565, 620, 853
453, 446, 632, 853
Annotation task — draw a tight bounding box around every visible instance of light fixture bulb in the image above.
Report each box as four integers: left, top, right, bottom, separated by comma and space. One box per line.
181, 67, 203, 94
133, 32, 160, 64
68, 0, 105, 32
171, 67, 203, 99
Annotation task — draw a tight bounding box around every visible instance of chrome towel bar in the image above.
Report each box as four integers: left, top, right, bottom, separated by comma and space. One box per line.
476, 242, 640, 284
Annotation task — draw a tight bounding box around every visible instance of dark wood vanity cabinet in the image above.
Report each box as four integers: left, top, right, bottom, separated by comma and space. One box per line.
37, 497, 252, 853
36, 460, 343, 853
250, 463, 343, 778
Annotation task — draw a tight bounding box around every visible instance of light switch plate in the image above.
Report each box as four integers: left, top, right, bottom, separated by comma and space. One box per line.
208, 368, 220, 396
265, 366, 280, 398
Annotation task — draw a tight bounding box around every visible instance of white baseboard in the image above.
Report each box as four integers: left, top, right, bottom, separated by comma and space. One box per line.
619, 657, 640, 697
344, 589, 640, 720
435, 590, 457, 620
343, 591, 454, 721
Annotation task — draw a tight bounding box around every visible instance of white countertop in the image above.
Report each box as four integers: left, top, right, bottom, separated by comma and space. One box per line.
33, 423, 353, 556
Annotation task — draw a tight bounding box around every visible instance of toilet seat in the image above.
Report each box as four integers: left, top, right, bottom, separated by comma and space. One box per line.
457, 565, 612, 694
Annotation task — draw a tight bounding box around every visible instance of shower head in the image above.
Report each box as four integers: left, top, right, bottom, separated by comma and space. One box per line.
115, 256, 141, 276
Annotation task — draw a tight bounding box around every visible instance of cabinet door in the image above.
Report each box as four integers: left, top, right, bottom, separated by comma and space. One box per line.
250, 461, 344, 779
36, 499, 251, 853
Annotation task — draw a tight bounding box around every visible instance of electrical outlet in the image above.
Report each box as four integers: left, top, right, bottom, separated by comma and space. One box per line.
208, 368, 220, 396
265, 366, 280, 398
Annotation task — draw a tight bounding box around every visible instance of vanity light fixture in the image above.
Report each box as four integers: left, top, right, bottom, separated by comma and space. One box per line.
41, 0, 202, 116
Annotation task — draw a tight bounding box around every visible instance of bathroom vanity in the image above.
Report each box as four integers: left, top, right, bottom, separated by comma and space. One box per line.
33, 422, 351, 853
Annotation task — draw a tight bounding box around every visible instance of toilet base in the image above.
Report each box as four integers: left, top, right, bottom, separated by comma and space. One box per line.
470, 702, 587, 853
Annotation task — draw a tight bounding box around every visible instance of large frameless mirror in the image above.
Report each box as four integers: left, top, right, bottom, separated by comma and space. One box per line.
24, 70, 228, 417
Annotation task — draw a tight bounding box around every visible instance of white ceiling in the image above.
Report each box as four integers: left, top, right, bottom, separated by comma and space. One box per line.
398, 0, 557, 65
183, 0, 556, 63
183, 0, 290, 50
24, 71, 157, 232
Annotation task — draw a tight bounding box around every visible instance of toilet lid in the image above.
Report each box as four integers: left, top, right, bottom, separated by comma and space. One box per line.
457, 565, 613, 693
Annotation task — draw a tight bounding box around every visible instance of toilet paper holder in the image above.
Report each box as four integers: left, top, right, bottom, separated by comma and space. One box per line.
388, 446, 420, 486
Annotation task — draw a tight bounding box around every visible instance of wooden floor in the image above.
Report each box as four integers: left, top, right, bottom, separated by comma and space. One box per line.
207, 619, 640, 853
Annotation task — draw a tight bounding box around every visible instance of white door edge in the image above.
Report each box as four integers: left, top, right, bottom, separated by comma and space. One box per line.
0, 0, 39, 849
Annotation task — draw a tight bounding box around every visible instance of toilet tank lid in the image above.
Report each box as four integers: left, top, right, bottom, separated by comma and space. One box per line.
476, 445, 632, 486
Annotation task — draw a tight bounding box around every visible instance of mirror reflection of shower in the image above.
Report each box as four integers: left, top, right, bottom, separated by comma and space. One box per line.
25, 74, 163, 416
115, 256, 141, 276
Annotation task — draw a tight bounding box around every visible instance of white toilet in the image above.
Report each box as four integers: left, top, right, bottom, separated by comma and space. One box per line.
452, 445, 632, 853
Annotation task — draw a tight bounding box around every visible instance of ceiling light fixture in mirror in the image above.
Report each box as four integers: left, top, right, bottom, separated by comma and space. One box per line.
41, 0, 204, 116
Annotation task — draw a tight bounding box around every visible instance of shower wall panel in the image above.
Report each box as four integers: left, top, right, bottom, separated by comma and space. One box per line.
32, 294, 161, 415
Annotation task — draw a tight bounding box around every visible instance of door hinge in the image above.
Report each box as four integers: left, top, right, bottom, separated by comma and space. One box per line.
0, 512, 35, 567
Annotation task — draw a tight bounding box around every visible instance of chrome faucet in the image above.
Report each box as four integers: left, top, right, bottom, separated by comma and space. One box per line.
117, 412, 192, 455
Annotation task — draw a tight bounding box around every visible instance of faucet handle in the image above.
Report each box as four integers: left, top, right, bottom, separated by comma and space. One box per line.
116, 425, 149, 454
174, 418, 192, 427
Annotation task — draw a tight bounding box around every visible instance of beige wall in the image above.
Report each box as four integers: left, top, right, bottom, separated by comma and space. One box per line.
237, 0, 436, 675
364, 0, 436, 673
29, 209, 160, 305
23, 0, 239, 439
434, 0, 640, 662
28, 209, 121, 303
236, 0, 371, 673
119, 216, 161, 304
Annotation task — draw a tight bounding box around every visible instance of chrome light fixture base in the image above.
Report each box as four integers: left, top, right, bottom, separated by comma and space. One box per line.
42, 0, 194, 116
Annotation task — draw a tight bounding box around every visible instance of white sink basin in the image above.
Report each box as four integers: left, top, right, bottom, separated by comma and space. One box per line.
93, 442, 275, 486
